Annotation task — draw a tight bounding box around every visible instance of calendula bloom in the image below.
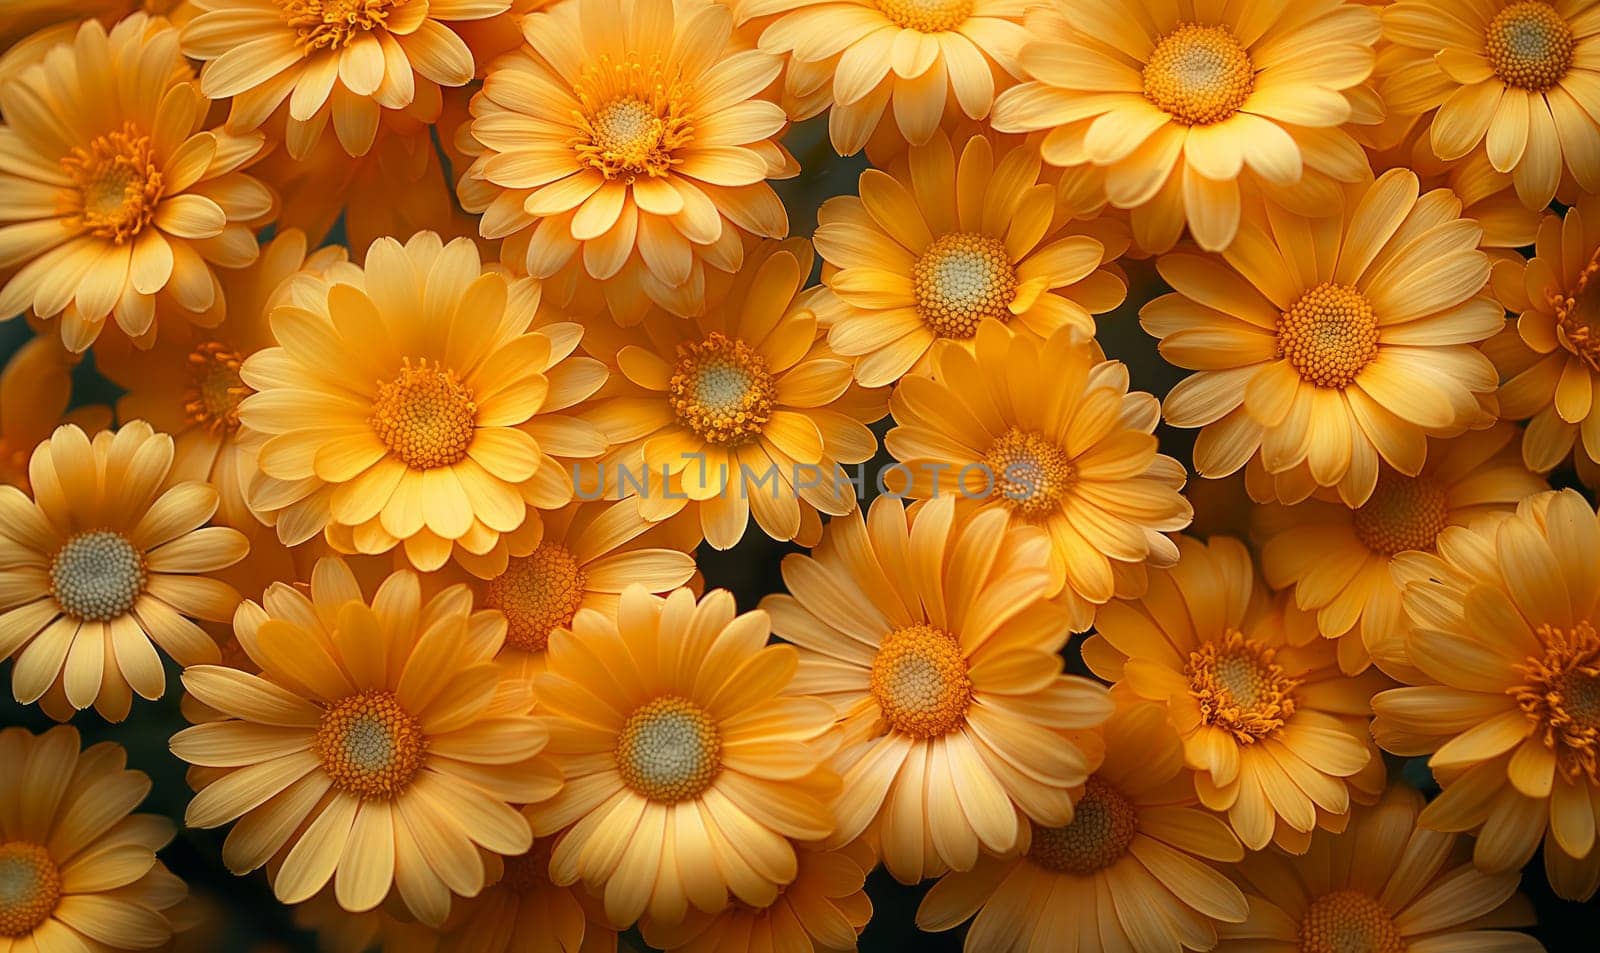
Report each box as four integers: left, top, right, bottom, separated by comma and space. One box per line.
1381, 0, 1600, 208
990, 0, 1379, 252
1086, 536, 1388, 852
1148, 169, 1501, 507
765, 496, 1113, 883
0, 15, 272, 352
433, 841, 618, 953
173, 558, 562, 923
815, 132, 1128, 387
0, 335, 112, 489
0, 726, 188, 952
458, 0, 795, 322
917, 697, 1248, 953
1218, 784, 1541, 953
239, 231, 609, 572
884, 322, 1191, 632
529, 587, 839, 927
1258, 423, 1545, 679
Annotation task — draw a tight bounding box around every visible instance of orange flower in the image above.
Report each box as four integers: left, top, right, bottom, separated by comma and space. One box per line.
0, 335, 111, 489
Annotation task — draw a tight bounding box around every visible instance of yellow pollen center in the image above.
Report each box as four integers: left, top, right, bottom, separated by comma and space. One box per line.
483, 544, 587, 653
1142, 23, 1255, 125
615, 696, 722, 802
185, 342, 252, 433
668, 332, 776, 446
60, 123, 162, 244
911, 233, 1019, 340
1554, 249, 1600, 372
982, 427, 1076, 520
1026, 778, 1138, 875
1186, 631, 1301, 743
875, 0, 972, 32
1352, 473, 1450, 555
369, 358, 477, 470
50, 530, 146, 622
573, 57, 691, 181
0, 843, 60, 938
1297, 890, 1405, 953
1486, 1, 1573, 91
277, 0, 396, 50
1277, 283, 1380, 388
314, 691, 426, 799
1513, 621, 1600, 782
869, 624, 973, 738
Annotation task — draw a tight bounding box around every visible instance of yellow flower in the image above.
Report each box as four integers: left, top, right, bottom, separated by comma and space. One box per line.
1257, 423, 1545, 679
885, 321, 1191, 631
1148, 169, 1501, 507
917, 696, 1248, 953
1365, 119, 1542, 252
238, 231, 609, 573
172, 557, 562, 924
990, 0, 1379, 252
0, 335, 112, 489
0, 725, 187, 952
0, 0, 192, 84
458, 0, 796, 323
766, 495, 1113, 883
1217, 785, 1541, 952
292, 888, 441, 953
0, 15, 272, 352
815, 132, 1128, 387
432, 841, 618, 953
1087, 536, 1389, 852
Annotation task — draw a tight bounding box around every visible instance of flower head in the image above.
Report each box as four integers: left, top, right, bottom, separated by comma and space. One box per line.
0, 336, 112, 489
430, 840, 618, 953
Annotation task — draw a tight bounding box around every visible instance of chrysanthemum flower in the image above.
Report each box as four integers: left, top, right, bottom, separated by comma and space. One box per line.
458, 0, 795, 322
528, 587, 839, 927
884, 321, 1191, 631
0, 15, 272, 352
238, 231, 609, 572
1086, 536, 1388, 852
433, 841, 618, 953
1218, 784, 1541, 952
0, 335, 112, 489
173, 558, 562, 924
1372, 489, 1600, 900
916, 696, 1248, 952
1147, 169, 1501, 507
0, 726, 187, 952
180, 0, 506, 158
765, 495, 1113, 883
579, 239, 885, 549
1258, 423, 1545, 678
990, 0, 1379, 252
1381, 0, 1600, 208
815, 132, 1128, 387
0, 421, 248, 721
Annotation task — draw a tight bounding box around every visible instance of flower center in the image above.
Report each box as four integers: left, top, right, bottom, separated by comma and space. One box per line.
50, 530, 146, 622
911, 233, 1019, 340
1485, 1, 1573, 91
368, 358, 477, 470
60, 123, 163, 244
1186, 631, 1301, 743
1513, 621, 1600, 783
1297, 890, 1405, 953
483, 544, 587, 653
573, 58, 691, 181
875, 0, 973, 32
0, 843, 61, 938
869, 624, 973, 738
314, 691, 427, 799
1142, 23, 1255, 125
668, 332, 776, 447
277, 0, 397, 51
1352, 473, 1449, 555
982, 427, 1076, 520
496, 844, 552, 895
184, 342, 252, 433
615, 695, 723, 802
1277, 282, 1380, 389
1554, 249, 1600, 372
1025, 778, 1139, 875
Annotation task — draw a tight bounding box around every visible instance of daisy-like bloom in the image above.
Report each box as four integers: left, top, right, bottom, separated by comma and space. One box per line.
765, 495, 1113, 883
1218, 784, 1542, 953
989, 0, 1379, 253
1381, 0, 1600, 208
172, 558, 563, 924
238, 231, 609, 572
0, 726, 187, 952
1257, 423, 1546, 678
458, 0, 796, 323
1366, 122, 1542, 253
578, 239, 886, 550
528, 586, 839, 927
1086, 536, 1389, 852
0, 335, 112, 489
815, 132, 1128, 387
1147, 169, 1502, 507
0, 15, 272, 352
0, 0, 191, 84
432, 841, 618, 953
884, 321, 1191, 632
916, 696, 1248, 952
180, 0, 507, 158
0, 421, 248, 721
292, 889, 441, 953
